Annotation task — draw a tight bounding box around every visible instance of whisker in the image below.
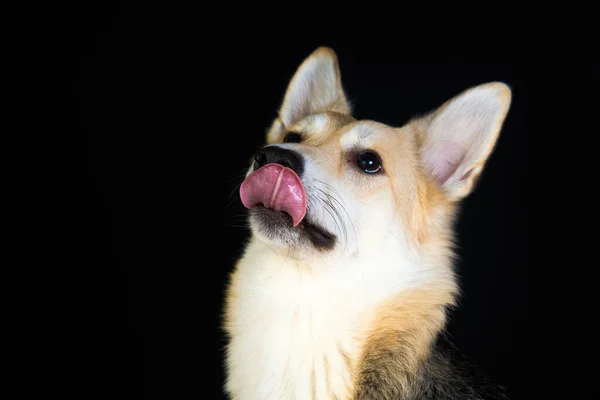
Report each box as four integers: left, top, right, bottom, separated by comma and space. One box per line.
327, 193, 356, 243
317, 195, 340, 237
324, 194, 348, 248
315, 191, 348, 253
226, 174, 247, 209
314, 180, 357, 244
268, 248, 291, 281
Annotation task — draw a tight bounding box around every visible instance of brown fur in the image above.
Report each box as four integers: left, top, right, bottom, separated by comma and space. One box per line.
354, 287, 457, 399
225, 47, 511, 400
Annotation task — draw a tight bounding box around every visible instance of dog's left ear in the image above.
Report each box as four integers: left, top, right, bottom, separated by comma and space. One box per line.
277, 47, 351, 128
416, 82, 512, 200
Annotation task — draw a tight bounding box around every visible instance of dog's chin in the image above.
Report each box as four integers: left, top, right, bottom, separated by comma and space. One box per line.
249, 205, 336, 251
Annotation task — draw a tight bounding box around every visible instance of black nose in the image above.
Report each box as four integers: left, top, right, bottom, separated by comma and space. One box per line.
253, 146, 304, 176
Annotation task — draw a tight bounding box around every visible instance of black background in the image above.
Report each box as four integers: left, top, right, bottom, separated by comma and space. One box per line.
81, 3, 528, 399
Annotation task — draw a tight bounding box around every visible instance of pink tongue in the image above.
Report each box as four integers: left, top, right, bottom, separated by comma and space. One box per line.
239, 163, 307, 226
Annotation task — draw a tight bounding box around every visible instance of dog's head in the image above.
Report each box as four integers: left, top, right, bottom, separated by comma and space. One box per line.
240, 48, 511, 261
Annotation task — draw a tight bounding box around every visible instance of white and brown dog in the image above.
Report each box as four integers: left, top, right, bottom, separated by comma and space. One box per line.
224, 47, 512, 399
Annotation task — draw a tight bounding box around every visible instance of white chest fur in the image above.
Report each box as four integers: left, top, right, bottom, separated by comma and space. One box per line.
225, 240, 435, 400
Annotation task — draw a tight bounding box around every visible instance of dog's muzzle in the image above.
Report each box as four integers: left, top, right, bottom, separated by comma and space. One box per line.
240, 146, 307, 226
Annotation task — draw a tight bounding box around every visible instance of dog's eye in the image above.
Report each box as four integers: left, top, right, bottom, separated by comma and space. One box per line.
283, 132, 302, 143
357, 151, 382, 174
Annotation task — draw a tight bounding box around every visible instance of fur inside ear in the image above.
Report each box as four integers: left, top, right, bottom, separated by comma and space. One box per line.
417, 82, 512, 200
277, 47, 351, 128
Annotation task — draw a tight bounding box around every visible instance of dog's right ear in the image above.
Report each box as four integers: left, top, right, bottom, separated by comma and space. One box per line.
266, 47, 351, 144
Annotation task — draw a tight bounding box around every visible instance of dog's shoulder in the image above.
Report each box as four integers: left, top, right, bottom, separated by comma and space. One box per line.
355, 333, 510, 400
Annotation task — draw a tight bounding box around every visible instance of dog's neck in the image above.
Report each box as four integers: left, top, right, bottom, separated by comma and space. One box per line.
225, 233, 457, 399
232, 227, 457, 314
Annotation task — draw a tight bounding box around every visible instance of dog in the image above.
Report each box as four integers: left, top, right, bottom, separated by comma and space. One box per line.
223, 47, 512, 399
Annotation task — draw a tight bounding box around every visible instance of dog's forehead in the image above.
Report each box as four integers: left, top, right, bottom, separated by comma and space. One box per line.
289, 112, 355, 141
288, 113, 399, 150
338, 121, 396, 147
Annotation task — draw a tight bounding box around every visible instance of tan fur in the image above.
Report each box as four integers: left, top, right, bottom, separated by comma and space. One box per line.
224, 47, 511, 400
354, 286, 458, 397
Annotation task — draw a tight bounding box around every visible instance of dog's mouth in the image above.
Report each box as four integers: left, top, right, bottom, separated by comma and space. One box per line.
240, 163, 307, 225
252, 205, 336, 249
240, 163, 336, 250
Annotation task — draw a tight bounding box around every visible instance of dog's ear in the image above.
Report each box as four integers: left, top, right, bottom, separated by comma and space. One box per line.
416, 82, 512, 200
277, 47, 351, 128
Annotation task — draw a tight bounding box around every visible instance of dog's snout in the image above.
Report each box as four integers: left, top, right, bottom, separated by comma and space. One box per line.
254, 146, 304, 176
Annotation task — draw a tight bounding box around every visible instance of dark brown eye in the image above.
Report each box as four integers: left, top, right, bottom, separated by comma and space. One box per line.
357, 151, 382, 174
283, 132, 302, 143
